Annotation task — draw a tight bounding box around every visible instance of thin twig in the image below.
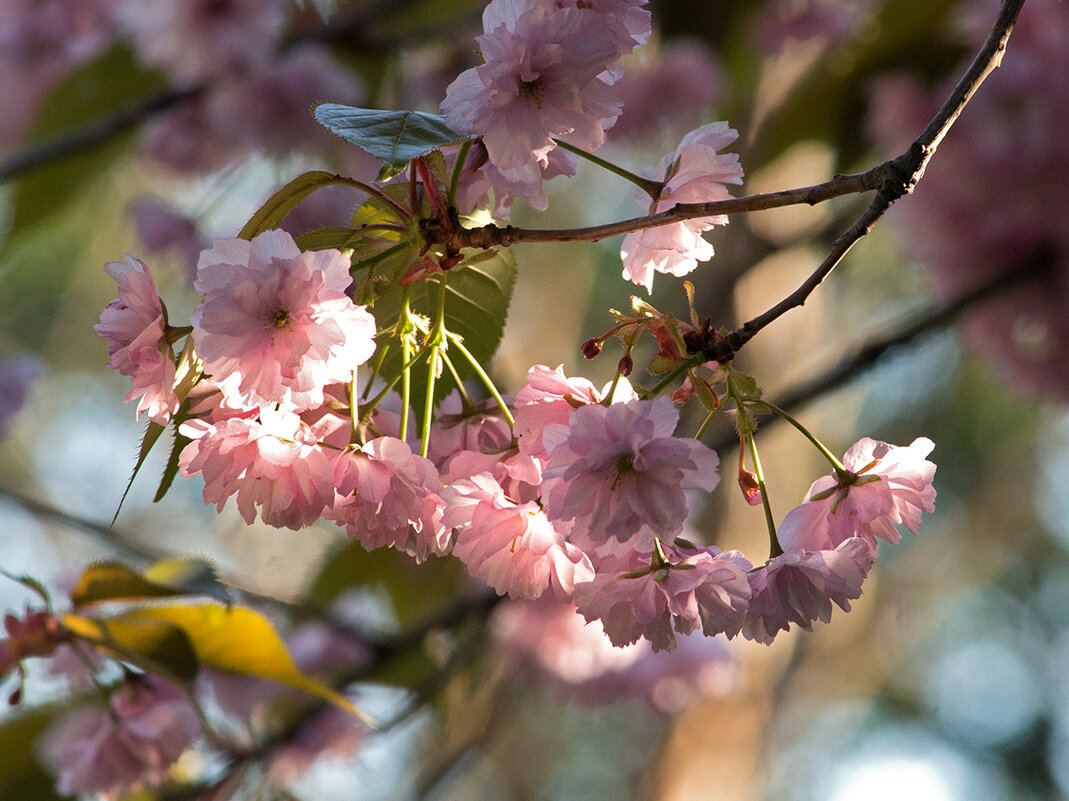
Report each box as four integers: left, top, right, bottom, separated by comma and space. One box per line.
700, 0, 1026, 363
708, 245, 1051, 454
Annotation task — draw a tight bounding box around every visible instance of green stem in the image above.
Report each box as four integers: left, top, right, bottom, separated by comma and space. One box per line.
439, 349, 474, 409
361, 341, 433, 422
399, 337, 412, 443
448, 139, 473, 207
694, 409, 717, 440
445, 332, 514, 428
646, 357, 701, 398
761, 400, 847, 475
746, 433, 782, 559
553, 139, 664, 199
420, 349, 439, 458
348, 371, 359, 443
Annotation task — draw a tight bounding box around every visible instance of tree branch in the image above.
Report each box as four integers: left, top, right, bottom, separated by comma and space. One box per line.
696, 0, 1026, 364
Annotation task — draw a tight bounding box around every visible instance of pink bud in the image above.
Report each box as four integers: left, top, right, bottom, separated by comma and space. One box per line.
738, 469, 763, 506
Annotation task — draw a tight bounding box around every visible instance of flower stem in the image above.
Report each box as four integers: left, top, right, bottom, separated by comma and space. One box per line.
746, 433, 782, 558
448, 139, 473, 207
552, 139, 663, 199
445, 332, 514, 427
761, 400, 847, 475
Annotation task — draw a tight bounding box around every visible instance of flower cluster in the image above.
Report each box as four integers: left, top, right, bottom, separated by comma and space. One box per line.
96, 237, 937, 647
91, 0, 938, 659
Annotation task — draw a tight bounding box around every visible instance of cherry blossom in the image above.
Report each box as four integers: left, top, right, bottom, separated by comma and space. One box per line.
742, 537, 876, 645
95, 254, 179, 425
442, 472, 594, 600
512, 363, 637, 459
38, 675, 199, 799
620, 121, 744, 292
777, 437, 937, 551
573, 544, 752, 651
541, 396, 719, 554
191, 230, 377, 412
441, 3, 622, 204
326, 436, 450, 562
179, 407, 338, 529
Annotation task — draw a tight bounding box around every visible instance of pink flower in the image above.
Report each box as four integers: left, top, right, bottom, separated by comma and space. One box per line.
742, 537, 876, 645
441, 472, 593, 600
326, 436, 450, 562
541, 396, 719, 554
95, 254, 179, 424
777, 437, 937, 551
191, 230, 377, 412
38, 675, 199, 798
512, 363, 636, 459
179, 407, 338, 529
441, 4, 622, 201
573, 544, 752, 652
620, 121, 744, 292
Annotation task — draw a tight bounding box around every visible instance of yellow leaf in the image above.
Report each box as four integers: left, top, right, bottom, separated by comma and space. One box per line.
99, 604, 376, 726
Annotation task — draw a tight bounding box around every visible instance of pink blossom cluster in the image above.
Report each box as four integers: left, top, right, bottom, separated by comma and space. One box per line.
441, 0, 650, 212
96, 239, 938, 650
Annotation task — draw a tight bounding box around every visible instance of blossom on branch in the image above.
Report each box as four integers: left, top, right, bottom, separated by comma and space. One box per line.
190, 230, 377, 412
742, 537, 876, 645
95, 254, 179, 425
441, 2, 623, 207
573, 544, 752, 652
620, 121, 743, 292
327, 436, 450, 562
541, 396, 719, 554
179, 407, 338, 529
777, 437, 937, 551
442, 472, 594, 600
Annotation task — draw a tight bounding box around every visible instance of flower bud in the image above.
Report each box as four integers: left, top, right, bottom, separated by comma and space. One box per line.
618, 354, 634, 376
581, 338, 602, 359
738, 469, 763, 506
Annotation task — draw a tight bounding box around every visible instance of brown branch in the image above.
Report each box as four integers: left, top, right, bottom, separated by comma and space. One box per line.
429, 0, 1027, 327
707, 243, 1053, 454
697, 0, 1027, 364
425, 169, 889, 250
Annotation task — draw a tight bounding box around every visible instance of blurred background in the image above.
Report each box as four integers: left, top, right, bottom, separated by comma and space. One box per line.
1, 0, 1067, 799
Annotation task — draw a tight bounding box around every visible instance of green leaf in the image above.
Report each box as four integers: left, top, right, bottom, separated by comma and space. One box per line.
79, 604, 374, 724
239, 170, 375, 240
314, 104, 470, 168
372, 247, 517, 412
295, 225, 363, 252
647, 355, 678, 376
69, 558, 230, 609
63, 613, 200, 685
309, 540, 468, 631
